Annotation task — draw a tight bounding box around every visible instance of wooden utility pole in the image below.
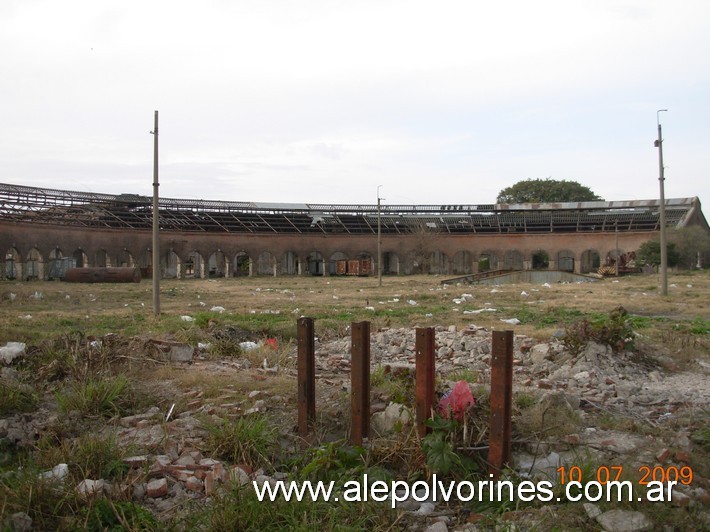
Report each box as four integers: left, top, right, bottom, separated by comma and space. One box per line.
151, 111, 160, 316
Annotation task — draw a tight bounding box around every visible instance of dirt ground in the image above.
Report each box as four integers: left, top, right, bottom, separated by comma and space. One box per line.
0, 271, 708, 530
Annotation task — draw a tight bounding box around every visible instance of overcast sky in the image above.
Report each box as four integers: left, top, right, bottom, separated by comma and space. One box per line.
1, 1, 708, 209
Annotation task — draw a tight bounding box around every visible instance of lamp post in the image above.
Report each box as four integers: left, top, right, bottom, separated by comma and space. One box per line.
655, 109, 668, 296
377, 185, 383, 287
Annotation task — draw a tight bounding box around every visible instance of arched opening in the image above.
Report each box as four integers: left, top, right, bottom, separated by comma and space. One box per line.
503, 250, 523, 270
3, 248, 21, 280
281, 251, 299, 275
117, 249, 135, 268
185, 250, 204, 278
208, 250, 227, 278
48, 248, 69, 280
532, 250, 550, 270
557, 250, 575, 272
382, 252, 399, 275
429, 250, 449, 275
95, 249, 111, 268
256, 251, 275, 276
478, 251, 498, 272
26, 247, 43, 280
581, 249, 601, 274
165, 250, 181, 279
306, 251, 324, 276
234, 252, 251, 276
452, 250, 472, 275
330, 251, 348, 275
73, 249, 89, 268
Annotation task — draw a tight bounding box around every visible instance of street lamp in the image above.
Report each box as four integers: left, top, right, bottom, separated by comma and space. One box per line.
655, 109, 668, 296
377, 185, 383, 287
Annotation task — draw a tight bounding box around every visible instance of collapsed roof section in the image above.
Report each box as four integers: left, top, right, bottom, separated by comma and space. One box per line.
0, 182, 705, 235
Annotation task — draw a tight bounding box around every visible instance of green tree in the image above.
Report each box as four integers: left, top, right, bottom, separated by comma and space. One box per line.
668, 225, 710, 269
636, 239, 682, 268
497, 178, 603, 204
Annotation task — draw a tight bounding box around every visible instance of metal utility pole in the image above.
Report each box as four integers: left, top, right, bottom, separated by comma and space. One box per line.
377, 185, 383, 287
151, 111, 160, 315
655, 109, 668, 296
615, 221, 619, 276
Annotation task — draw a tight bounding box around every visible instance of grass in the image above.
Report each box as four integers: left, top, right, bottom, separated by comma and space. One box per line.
55, 374, 131, 418
178, 483, 395, 531
0, 380, 38, 415
201, 413, 279, 469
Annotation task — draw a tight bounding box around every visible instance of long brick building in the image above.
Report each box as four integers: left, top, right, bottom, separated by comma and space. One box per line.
0, 182, 707, 280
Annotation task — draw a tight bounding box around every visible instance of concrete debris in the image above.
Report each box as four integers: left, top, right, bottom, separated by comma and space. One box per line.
596, 509, 652, 532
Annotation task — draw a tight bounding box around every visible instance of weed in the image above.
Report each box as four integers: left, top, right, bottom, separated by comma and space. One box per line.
0, 380, 38, 415
447, 368, 479, 383
35, 433, 128, 484
514, 392, 536, 410
299, 441, 369, 483
55, 374, 130, 418
179, 484, 395, 531
201, 413, 278, 469
0, 464, 81, 530
562, 306, 637, 354
79, 498, 158, 531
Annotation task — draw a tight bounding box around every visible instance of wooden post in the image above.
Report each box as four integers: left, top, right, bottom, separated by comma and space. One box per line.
415, 327, 436, 438
297, 317, 316, 437
350, 321, 370, 445
488, 329, 513, 479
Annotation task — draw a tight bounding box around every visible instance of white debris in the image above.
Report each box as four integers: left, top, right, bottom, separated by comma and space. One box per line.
31, 291, 43, 299
8, 293, 16, 301
0, 342, 26, 364
199, 301, 206, 307
197, 342, 212, 351
40, 463, 69, 483
501, 318, 521, 325
425, 313, 433, 318
18, 315, 32, 320
180, 315, 194, 322
239, 341, 260, 351
365, 306, 375, 311
520, 291, 529, 297
210, 306, 226, 313
491, 288, 501, 293
463, 308, 497, 314
542, 282, 552, 288
332, 295, 339, 300
407, 300, 417, 306
90, 340, 102, 349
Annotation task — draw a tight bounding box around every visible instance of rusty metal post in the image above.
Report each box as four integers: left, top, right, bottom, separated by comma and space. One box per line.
350, 321, 370, 445
488, 329, 514, 479
415, 327, 436, 438
297, 317, 316, 437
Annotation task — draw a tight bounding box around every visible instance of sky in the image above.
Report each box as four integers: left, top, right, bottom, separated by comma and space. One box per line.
1, 0, 708, 209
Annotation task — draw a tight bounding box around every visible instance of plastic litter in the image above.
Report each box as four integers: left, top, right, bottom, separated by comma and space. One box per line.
180, 315, 194, 322
501, 318, 521, 325
0, 342, 26, 364
438, 380, 475, 421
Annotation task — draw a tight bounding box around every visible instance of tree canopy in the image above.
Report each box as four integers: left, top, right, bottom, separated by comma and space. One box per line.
496, 178, 603, 204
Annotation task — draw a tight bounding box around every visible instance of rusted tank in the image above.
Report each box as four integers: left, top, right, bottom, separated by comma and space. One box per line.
63, 267, 142, 283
